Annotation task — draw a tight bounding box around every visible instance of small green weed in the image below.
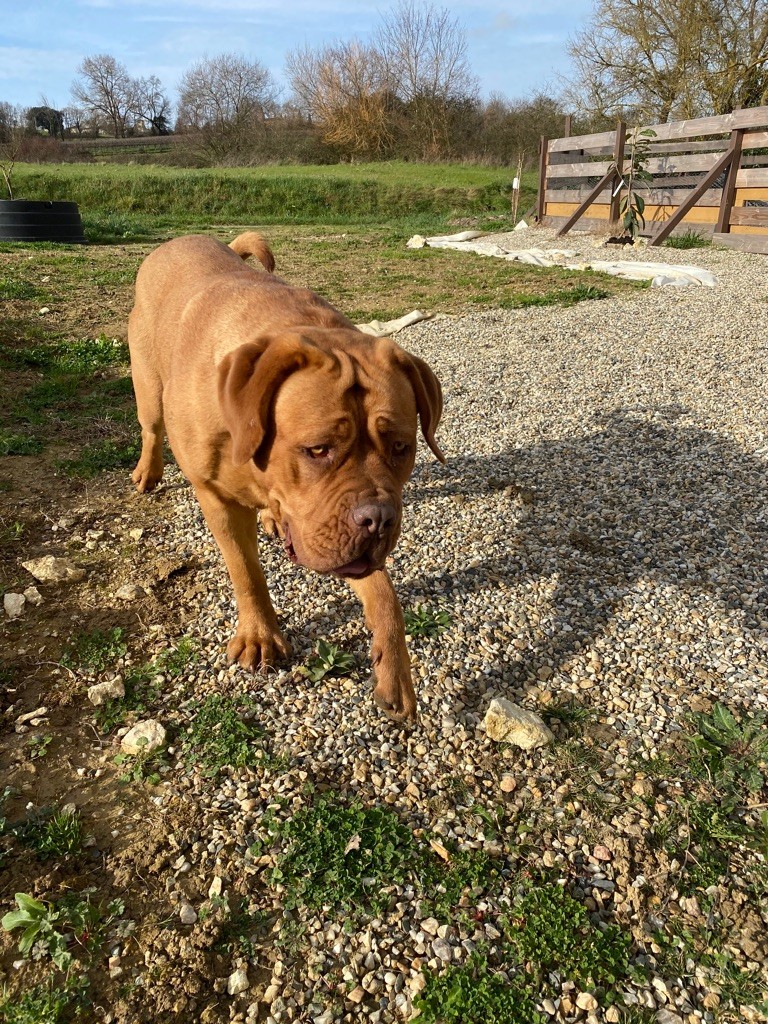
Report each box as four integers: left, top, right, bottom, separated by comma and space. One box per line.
423, 844, 500, 922
270, 792, 419, 915
300, 639, 356, 682
0, 978, 82, 1024
0, 517, 25, 542
113, 740, 166, 786
685, 702, 768, 793
93, 638, 195, 733
184, 693, 283, 777
664, 230, 709, 249
17, 808, 85, 860
0, 431, 43, 456
2, 890, 124, 972
404, 603, 451, 638
505, 883, 631, 991
415, 947, 541, 1024
62, 627, 127, 673
26, 734, 53, 760
544, 698, 594, 728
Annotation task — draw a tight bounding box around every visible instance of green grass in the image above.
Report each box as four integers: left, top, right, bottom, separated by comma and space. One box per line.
664, 229, 709, 249
59, 437, 141, 477
183, 693, 285, 777
269, 792, 419, 915
495, 282, 611, 310
415, 882, 632, 1024
0, 278, 47, 301
94, 638, 197, 733
62, 627, 127, 673
17, 808, 86, 860
11, 162, 530, 230
0, 431, 44, 456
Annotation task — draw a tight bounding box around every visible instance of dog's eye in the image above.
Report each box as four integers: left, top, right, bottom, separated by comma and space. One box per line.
306, 445, 330, 459
392, 441, 409, 456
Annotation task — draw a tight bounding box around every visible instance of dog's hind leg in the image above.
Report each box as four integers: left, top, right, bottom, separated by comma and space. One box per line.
129, 318, 165, 494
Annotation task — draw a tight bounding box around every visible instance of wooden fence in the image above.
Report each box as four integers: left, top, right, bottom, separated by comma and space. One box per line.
536, 107, 768, 253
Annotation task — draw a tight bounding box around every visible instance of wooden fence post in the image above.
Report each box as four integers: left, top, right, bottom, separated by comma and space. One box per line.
715, 129, 745, 234
563, 115, 572, 139
536, 136, 548, 221
609, 120, 626, 225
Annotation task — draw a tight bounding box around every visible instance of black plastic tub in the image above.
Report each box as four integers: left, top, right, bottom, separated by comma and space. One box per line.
0, 200, 86, 243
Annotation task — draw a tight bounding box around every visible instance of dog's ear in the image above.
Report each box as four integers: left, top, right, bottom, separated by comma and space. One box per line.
218, 336, 319, 465
391, 347, 445, 464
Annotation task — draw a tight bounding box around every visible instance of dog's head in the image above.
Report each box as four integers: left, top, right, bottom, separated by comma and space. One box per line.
218, 327, 444, 577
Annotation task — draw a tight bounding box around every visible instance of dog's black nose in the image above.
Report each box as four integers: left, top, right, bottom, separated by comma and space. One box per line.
351, 502, 397, 536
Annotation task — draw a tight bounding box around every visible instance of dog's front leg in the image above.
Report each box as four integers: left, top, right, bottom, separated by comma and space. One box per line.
194, 486, 290, 670
347, 569, 417, 722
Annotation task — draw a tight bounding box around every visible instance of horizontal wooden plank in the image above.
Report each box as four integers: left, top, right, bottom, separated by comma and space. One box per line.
645, 153, 722, 174
729, 207, 768, 226
549, 107, 768, 153
649, 140, 729, 154
546, 187, 723, 207
545, 201, 719, 225
643, 106, 768, 141
713, 231, 768, 253
547, 160, 612, 179
736, 186, 768, 201
549, 130, 616, 154
735, 168, 768, 187
544, 214, 715, 239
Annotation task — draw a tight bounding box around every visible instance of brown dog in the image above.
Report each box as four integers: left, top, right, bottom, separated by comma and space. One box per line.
127, 232, 444, 720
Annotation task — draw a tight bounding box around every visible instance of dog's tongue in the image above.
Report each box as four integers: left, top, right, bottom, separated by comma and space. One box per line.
333, 557, 371, 578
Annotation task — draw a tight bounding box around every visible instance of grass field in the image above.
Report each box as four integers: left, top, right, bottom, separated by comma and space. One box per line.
10, 161, 537, 230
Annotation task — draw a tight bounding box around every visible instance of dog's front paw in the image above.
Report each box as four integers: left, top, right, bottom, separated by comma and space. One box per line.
227, 621, 291, 671
259, 509, 282, 538
370, 645, 417, 722
132, 459, 163, 494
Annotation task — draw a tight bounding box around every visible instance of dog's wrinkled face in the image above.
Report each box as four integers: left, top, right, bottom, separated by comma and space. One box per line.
218, 328, 443, 578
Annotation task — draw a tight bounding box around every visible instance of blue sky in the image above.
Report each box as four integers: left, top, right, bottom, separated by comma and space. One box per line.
0, 0, 593, 112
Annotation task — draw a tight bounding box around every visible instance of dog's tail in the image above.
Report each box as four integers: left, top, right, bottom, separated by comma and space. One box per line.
229, 232, 275, 274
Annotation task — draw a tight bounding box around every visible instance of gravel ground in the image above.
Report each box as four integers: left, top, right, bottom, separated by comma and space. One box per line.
96, 227, 768, 1022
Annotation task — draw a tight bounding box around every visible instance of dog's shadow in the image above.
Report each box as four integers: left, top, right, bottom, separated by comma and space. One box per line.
396, 406, 767, 704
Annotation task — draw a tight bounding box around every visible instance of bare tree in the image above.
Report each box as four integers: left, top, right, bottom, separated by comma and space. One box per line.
375, 0, 478, 155
0, 101, 21, 144
563, 0, 768, 122
61, 106, 87, 137
177, 53, 278, 131
133, 75, 172, 135
286, 41, 396, 157
72, 54, 136, 137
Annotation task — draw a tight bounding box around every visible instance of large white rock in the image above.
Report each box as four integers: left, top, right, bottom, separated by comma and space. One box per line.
483, 698, 554, 748
4, 593, 26, 619
22, 556, 85, 583
88, 677, 126, 705
227, 967, 250, 995
121, 719, 166, 755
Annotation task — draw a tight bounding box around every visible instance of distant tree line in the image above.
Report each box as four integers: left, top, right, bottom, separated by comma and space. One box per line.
3, 0, 767, 168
